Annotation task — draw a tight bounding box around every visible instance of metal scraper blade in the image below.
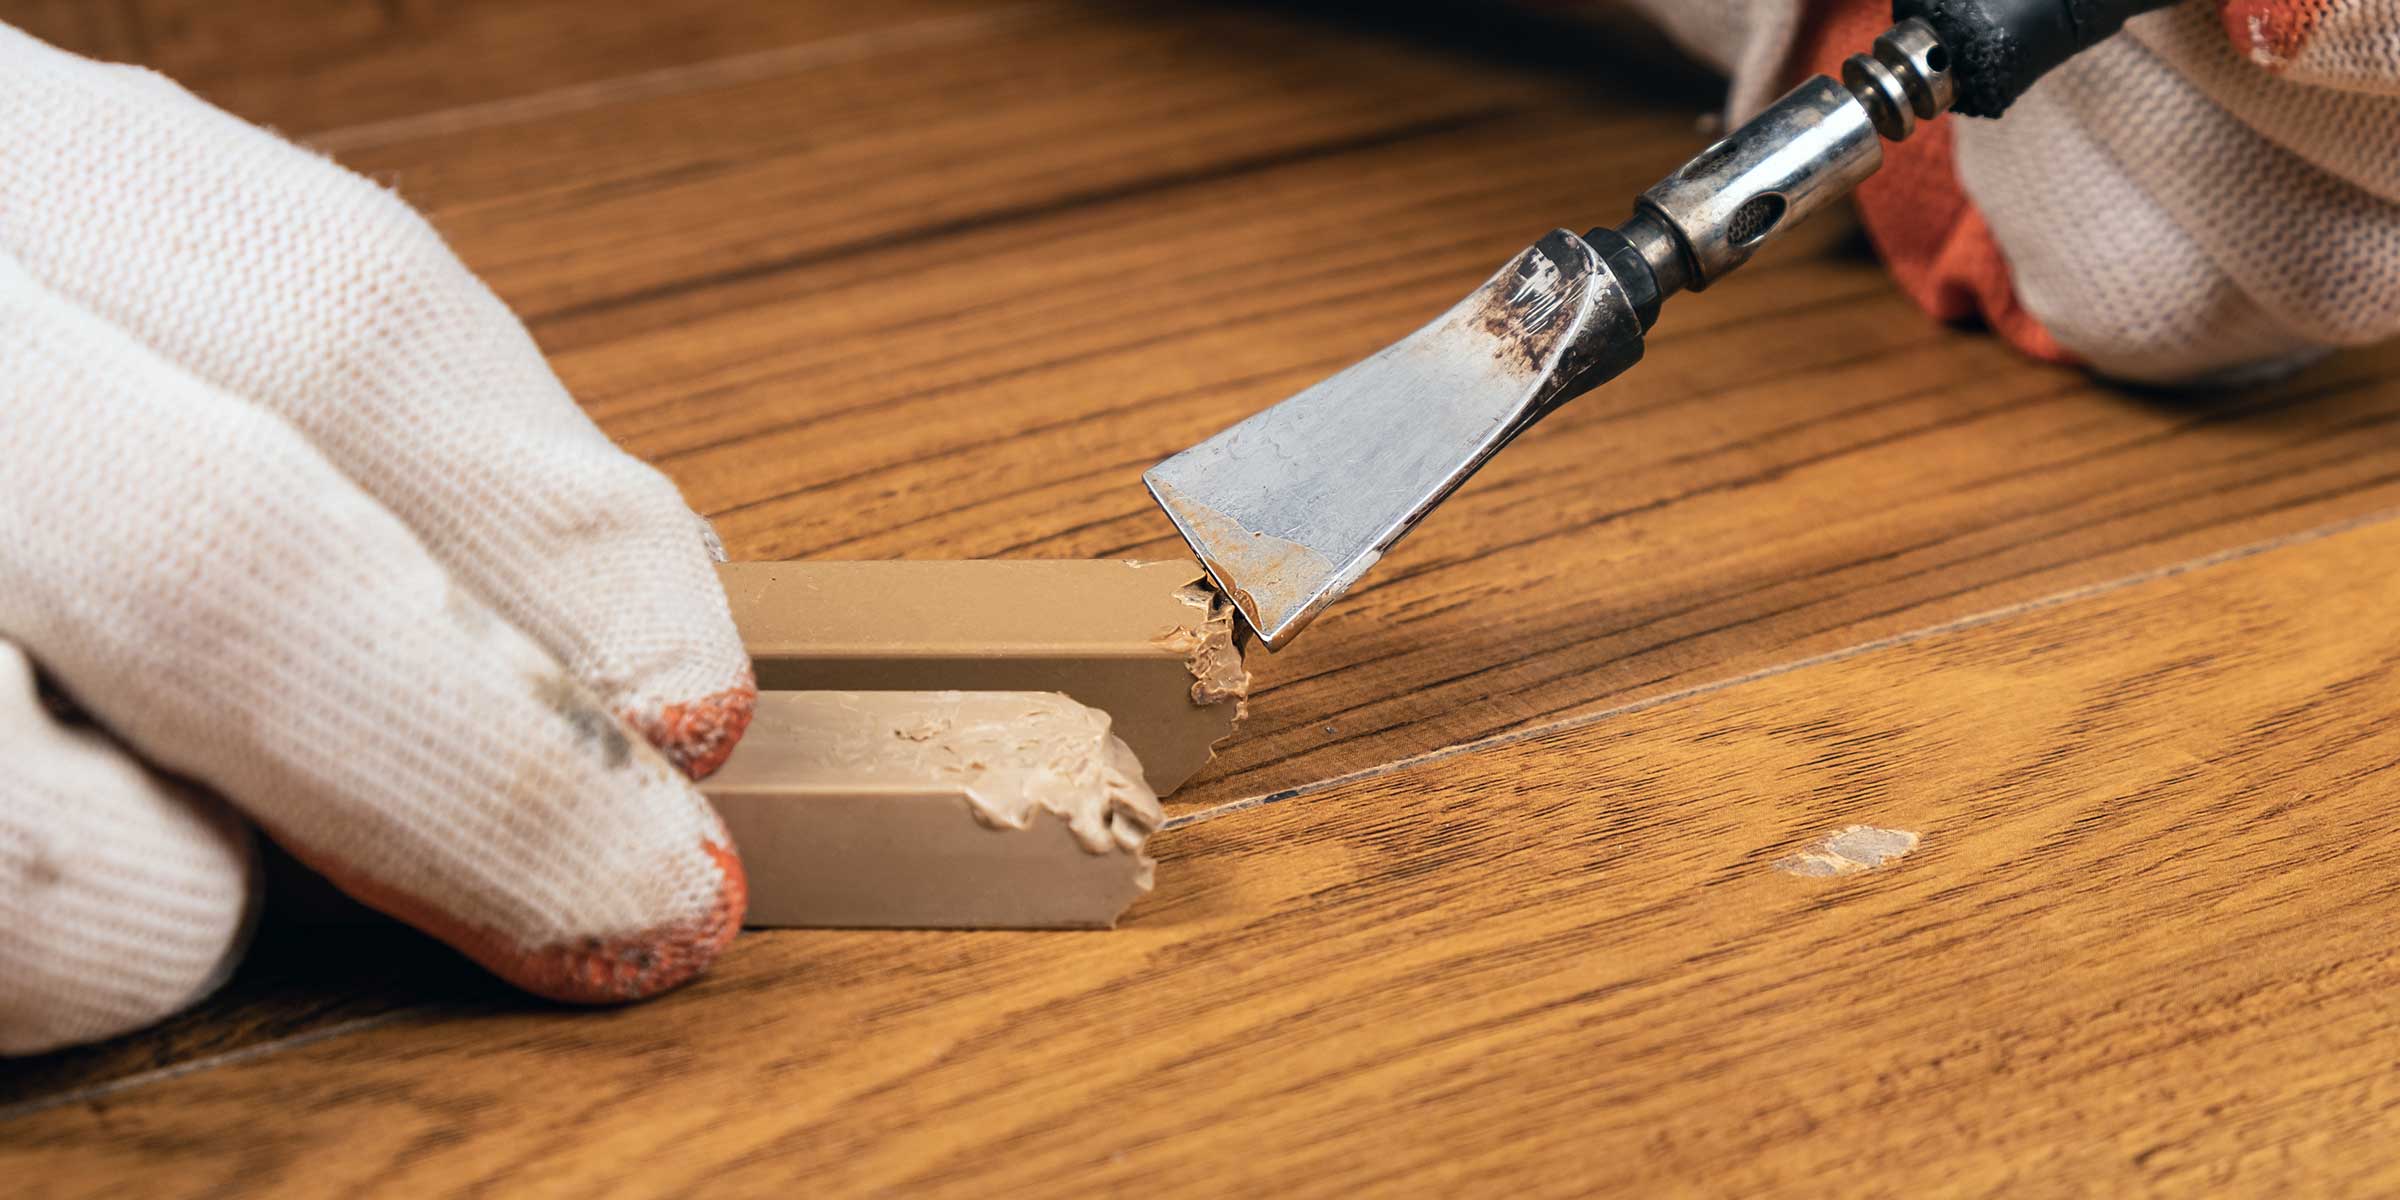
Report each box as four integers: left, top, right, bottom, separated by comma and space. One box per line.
1144, 229, 1648, 651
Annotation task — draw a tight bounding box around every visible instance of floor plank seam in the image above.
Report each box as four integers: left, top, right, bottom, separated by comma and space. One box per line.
0, 1011, 426, 1124
536, 105, 1517, 332
1164, 501, 2400, 833
305, 4, 1064, 152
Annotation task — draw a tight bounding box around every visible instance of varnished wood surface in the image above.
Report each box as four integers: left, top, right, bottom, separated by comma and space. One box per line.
8, 1, 2400, 1192
14, 476, 2400, 1197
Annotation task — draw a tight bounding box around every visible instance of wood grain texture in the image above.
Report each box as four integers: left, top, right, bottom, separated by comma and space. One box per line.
5, 0, 998, 135
10, 486, 2400, 1197
284, 0, 2400, 821
6, 0, 2400, 1189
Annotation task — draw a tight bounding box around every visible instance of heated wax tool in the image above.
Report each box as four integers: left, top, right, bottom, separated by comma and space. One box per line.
1145, 0, 2179, 650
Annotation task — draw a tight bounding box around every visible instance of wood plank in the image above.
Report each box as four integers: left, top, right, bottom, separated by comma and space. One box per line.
9, 494, 2397, 1195
317, 7, 2400, 820
332, 6, 1564, 332
0, 0, 996, 134
241, 0, 2400, 823
8, 0, 2399, 1147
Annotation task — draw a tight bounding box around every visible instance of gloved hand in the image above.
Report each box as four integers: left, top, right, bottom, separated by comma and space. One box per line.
1622, 0, 2400, 384
0, 26, 755, 1054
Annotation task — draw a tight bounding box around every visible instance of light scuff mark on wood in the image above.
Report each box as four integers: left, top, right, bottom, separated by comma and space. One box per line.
1774, 825, 1920, 877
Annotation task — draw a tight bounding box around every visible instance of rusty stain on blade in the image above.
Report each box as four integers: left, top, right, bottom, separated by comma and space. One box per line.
1145, 475, 1354, 646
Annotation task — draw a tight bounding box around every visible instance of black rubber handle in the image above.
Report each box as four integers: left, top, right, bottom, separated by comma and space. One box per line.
1893, 0, 2182, 117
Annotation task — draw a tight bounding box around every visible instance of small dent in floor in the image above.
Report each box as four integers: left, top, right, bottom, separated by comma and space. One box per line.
1774, 825, 1919, 877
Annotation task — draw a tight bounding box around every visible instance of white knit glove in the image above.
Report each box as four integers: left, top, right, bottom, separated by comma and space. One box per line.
1622, 0, 2400, 384
0, 25, 754, 1054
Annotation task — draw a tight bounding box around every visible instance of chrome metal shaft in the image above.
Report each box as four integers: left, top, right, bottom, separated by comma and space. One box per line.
1619, 17, 1958, 298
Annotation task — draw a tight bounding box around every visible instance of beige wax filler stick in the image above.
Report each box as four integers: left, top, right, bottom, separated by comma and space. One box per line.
708, 558, 1253, 929
717, 559, 1248, 793
703, 691, 1163, 929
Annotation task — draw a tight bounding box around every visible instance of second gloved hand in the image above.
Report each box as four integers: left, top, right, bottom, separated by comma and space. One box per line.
0, 26, 755, 1053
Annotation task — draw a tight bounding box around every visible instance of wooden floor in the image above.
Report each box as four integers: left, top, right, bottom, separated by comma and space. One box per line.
10, 1, 2400, 1193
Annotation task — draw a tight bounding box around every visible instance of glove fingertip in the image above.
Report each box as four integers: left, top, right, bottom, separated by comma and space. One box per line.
504, 838, 748, 1004
624, 668, 758, 781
